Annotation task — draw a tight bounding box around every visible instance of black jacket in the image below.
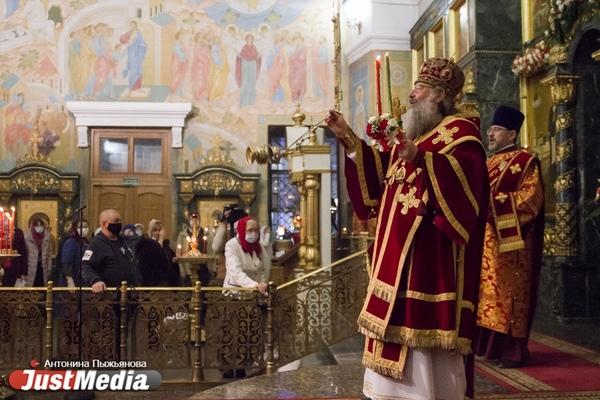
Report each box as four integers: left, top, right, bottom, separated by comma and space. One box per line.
82, 232, 141, 287
135, 237, 169, 286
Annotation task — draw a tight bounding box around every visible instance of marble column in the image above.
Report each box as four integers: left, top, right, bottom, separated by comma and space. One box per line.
542, 73, 579, 256
541, 71, 582, 319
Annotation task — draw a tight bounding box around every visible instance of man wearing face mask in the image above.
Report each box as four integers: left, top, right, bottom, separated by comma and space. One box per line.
82, 209, 140, 293
60, 218, 90, 287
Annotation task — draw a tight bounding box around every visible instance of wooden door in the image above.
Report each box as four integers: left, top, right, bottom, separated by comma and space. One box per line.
89, 128, 172, 235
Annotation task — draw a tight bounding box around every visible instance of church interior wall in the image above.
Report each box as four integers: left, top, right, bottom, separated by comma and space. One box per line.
0, 0, 336, 234
514, 2, 600, 320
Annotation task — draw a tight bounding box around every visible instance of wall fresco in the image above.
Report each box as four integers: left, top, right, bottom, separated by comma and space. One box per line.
0, 0, 334, 171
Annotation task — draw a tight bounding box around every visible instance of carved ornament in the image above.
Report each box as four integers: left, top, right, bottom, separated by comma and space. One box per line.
554, 202, 578, 256
199, 136, 235, 166
463, 68, 476, 94
541, 74, 579, 104
193, 173, 241, 196
553, 170, 575, 194
181, 180, 193, 193
11, 171, 60, 193
555, 139, 574, 163
555, 110, 573, 131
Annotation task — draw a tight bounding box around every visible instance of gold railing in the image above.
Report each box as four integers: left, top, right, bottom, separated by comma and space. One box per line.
0, 250, 369, 382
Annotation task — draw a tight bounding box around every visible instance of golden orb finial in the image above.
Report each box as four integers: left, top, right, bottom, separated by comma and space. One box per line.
292, 104, 306, 126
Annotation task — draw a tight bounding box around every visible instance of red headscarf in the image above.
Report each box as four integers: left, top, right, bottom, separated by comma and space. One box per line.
236, 216, 262, 259
30, 224, 45, 252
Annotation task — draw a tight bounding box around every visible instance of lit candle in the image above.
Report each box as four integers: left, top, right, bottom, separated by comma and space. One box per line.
0, 207, 4, 250
385, 52, 393, 114
202, 235, 208, 254
191, 213, 198, 241
5, 212, 12, 252
9, 206, 15, 249
375, 55, 382, 115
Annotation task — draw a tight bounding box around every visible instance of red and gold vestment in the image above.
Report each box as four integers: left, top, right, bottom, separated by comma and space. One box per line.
345, 115, 489, 379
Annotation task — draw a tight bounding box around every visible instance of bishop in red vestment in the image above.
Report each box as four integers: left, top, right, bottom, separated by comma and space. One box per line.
327, 58, 489, 400
475, 105, 544, 368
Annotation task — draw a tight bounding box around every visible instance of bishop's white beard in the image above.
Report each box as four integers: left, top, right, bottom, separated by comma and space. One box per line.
401, 98, 443, 140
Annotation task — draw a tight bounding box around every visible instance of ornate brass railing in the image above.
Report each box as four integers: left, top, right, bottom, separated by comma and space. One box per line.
0, 250, 369, 382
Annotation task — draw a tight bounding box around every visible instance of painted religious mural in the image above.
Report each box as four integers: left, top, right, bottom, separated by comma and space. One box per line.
0, 0, 334, 170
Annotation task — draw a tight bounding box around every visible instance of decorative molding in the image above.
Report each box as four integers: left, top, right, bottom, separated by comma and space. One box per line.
11, 171, 60, 193
554, 202, 578, 256
193, 173, 241, 196
554, 170, 575, 194
555, 110, 573, 131
463, 67, 476, 94
174, 165, 260, 207
346, 34, 411, 64
66, 101, 192, 148
555, 138, 574, 163
541, 74, 579, 105
373, 0, 419, 4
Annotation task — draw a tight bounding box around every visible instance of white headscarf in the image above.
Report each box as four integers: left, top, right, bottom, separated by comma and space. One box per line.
148, 219, 161, 236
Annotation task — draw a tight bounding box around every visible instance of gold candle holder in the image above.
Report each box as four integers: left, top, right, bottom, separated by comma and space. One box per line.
186, 213, 201, 257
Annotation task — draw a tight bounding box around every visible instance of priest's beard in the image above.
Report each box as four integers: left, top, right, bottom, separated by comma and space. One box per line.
401, 98, 443, 140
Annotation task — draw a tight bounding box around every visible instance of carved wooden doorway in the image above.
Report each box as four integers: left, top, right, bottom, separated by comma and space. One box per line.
89, 128, 171, 234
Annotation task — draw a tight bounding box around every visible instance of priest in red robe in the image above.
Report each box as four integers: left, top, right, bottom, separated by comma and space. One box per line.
475, 105, 544, 368
326, 57, 489, 400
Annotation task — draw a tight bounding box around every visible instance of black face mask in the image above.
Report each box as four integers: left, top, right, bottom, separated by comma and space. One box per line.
107, 222, 123, 236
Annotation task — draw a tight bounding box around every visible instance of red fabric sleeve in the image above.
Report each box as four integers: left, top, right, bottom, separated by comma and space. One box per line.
422, 141, 489, 244
344, 139, 390, 220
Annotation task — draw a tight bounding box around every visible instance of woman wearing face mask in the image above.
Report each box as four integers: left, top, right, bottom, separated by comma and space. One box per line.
223, 216, 271, 295
23, 214, 52, 287
122, 224, 140, 260
60, 219, 90, 287
221, 216, 271, 379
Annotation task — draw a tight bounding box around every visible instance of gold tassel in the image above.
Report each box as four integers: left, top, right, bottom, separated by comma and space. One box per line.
362, 358, 405, 380
371, 283, 396, 303
358, 327, 473, 355
358, 318, 387, 338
